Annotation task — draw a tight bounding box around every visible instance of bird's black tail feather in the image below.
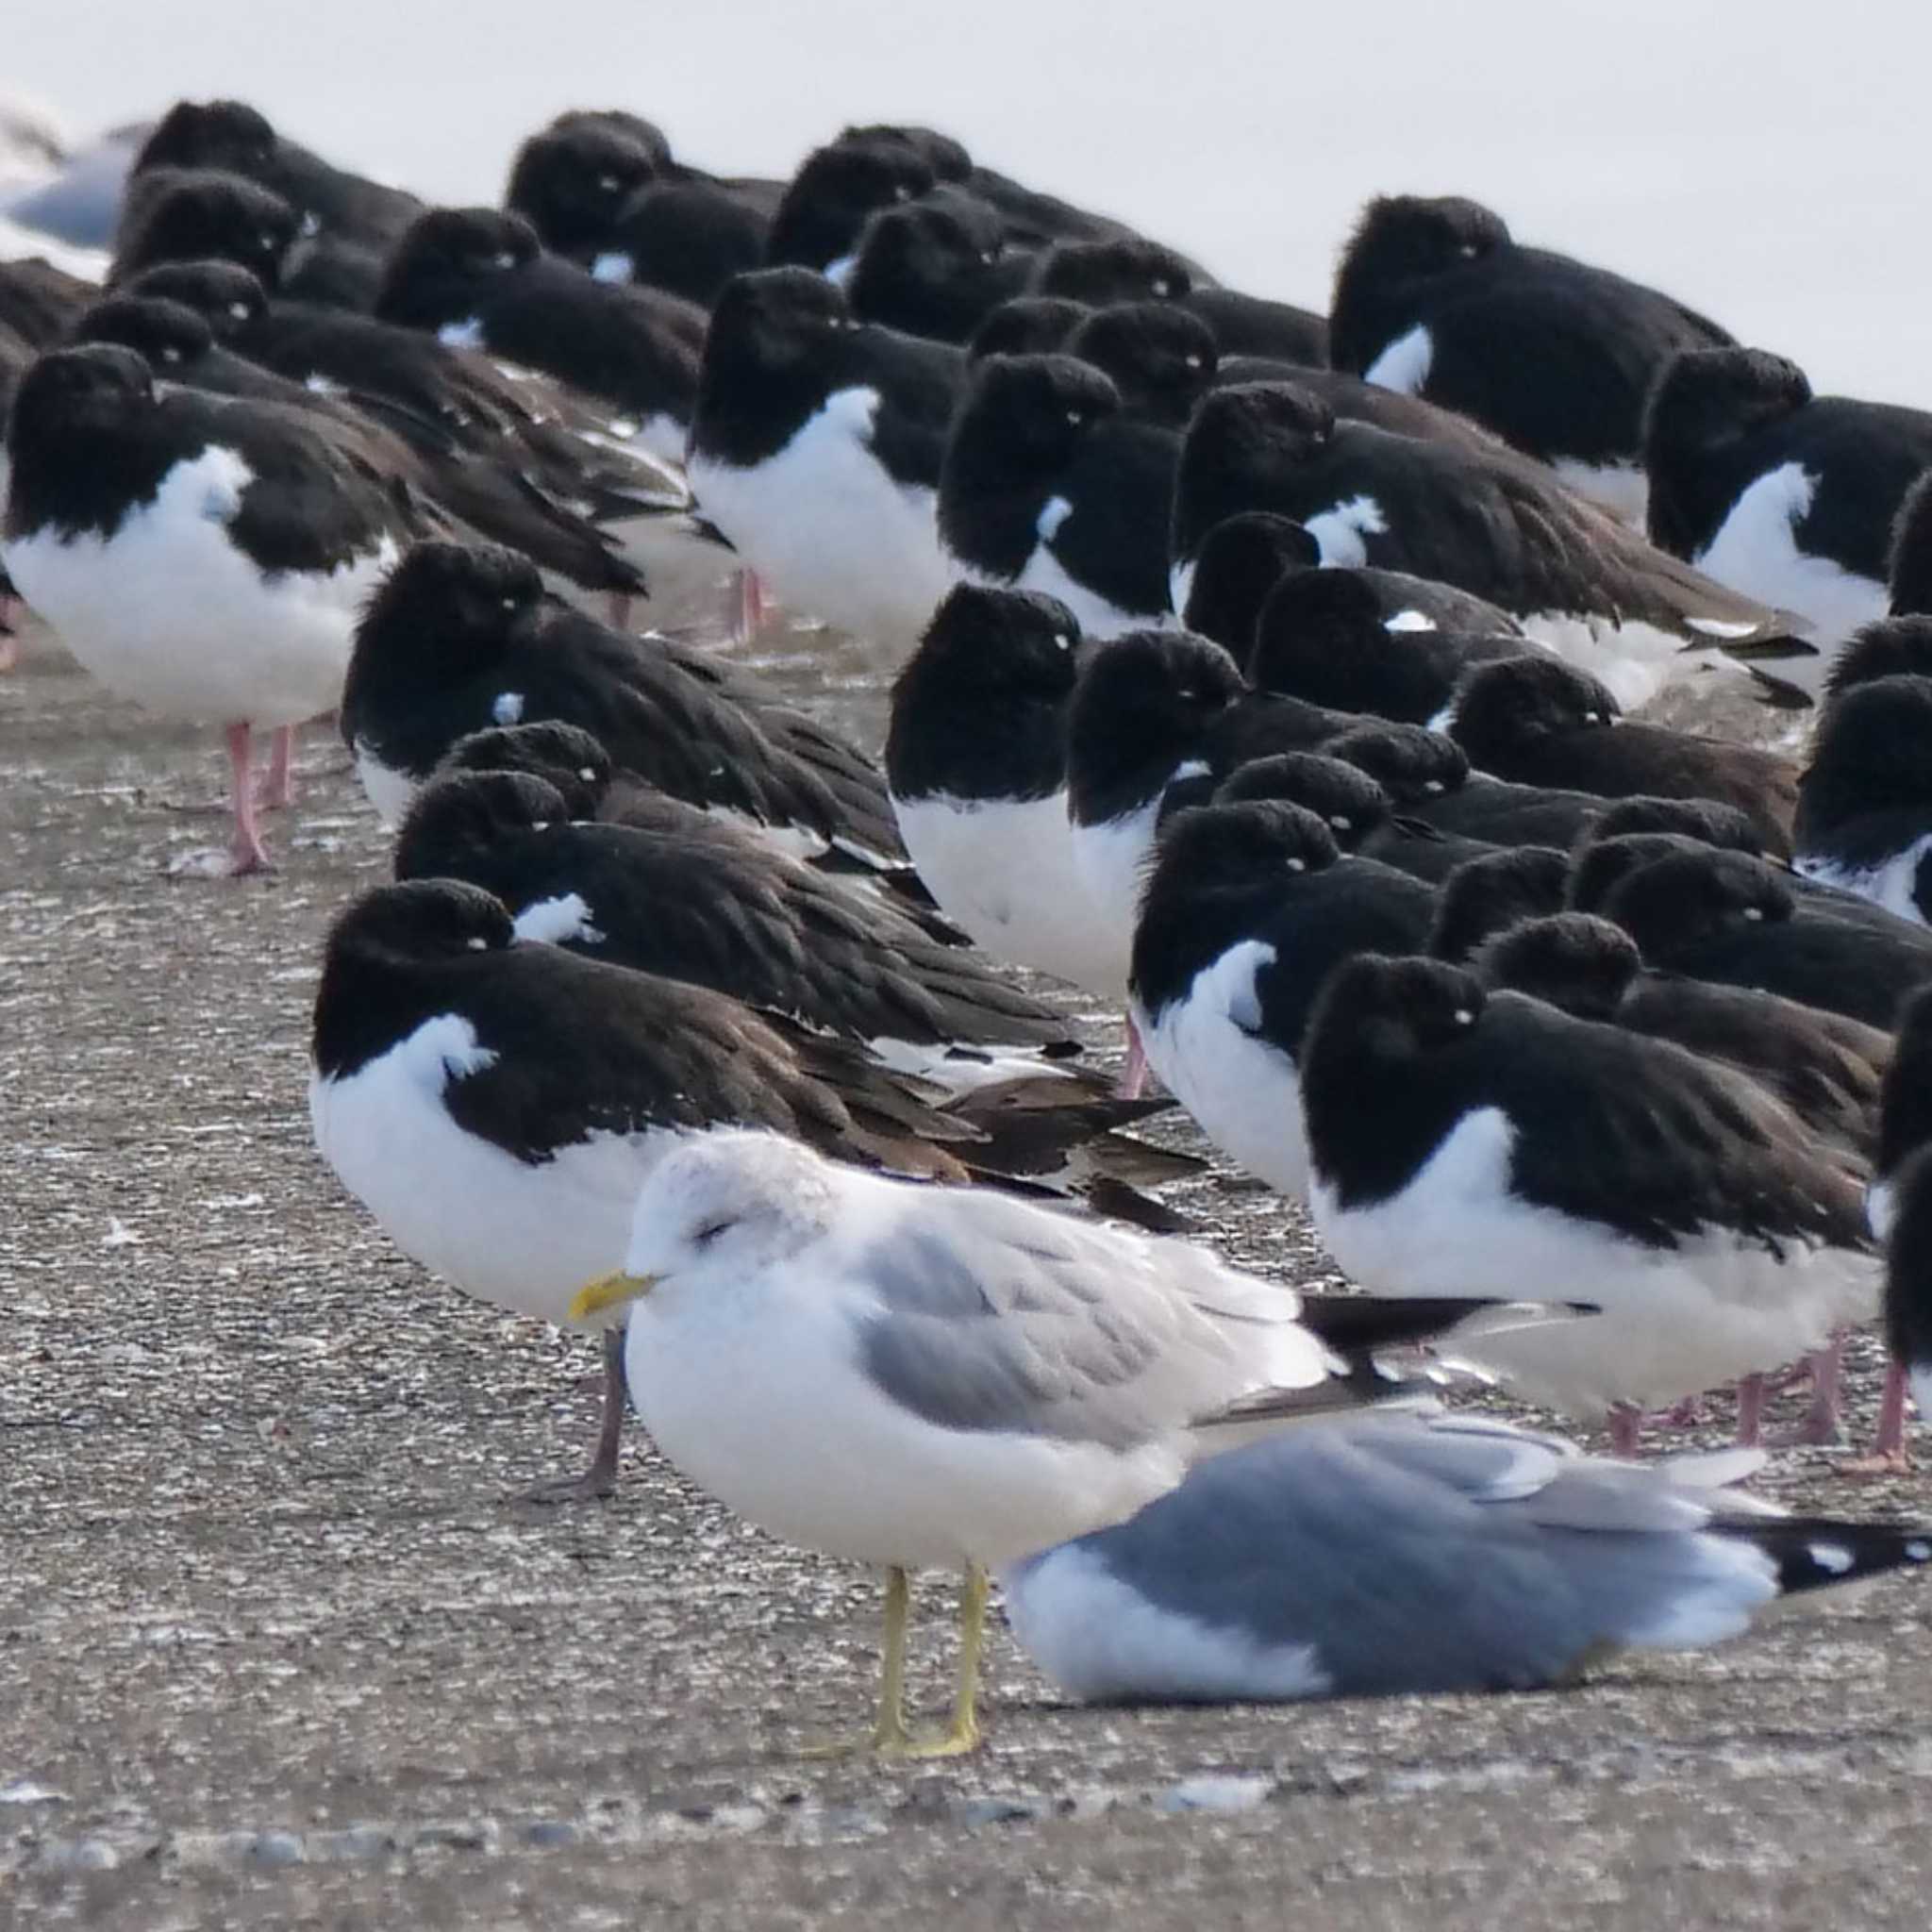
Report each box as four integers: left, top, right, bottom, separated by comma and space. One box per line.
1711, 1517, 1932, 1595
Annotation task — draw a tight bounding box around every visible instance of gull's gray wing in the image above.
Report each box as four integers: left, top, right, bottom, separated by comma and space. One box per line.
852, 1190, 1337, 1454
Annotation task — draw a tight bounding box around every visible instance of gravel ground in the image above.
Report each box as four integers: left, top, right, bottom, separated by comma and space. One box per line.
5, 608, 1931, 1932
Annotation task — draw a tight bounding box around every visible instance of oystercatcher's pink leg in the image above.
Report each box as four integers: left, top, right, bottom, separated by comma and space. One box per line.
1733, 1372, 1767, 1448
736, 567, 766, 642
1840, 1362, 1913, 1476
257, 724, 295, 810
1790, 1333, 1846, 1444
1116, 1012, 1149, 1100
224, 722, 274, 874
1607, 1405, 1642, 1457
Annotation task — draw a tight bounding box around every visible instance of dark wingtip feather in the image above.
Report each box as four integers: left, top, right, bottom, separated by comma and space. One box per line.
1713, 1517, 1932, 1595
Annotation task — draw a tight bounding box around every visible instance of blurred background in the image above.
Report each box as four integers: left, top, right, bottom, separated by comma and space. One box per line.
8, 0, 1932, 401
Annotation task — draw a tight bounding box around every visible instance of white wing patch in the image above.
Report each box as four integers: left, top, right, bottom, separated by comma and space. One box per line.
823, 385, 882, 439
1363, 324, 1434, 395
382, 1011, 501, 1087
512, 892, 607, 946
1037, 494, 1075, 542
190, 446, 254, 523
1304, 495, 1390, 568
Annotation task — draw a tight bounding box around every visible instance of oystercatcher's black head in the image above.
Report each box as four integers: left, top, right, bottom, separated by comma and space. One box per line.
506, 118, 663, 258
766, 137, 936, 270
114, 170, 297, 283
1643, 345, 1813, 459
440, 722, 613, 818
1032, 236, 1194, 307
1474, 911, 1642, 1021
134, 99, 278, 178
1427, 847, 1570, 962
1155, 798, 1341, 894
1449, 654, 1621, 768
120, 258, 271, 339
355, 540, 547, 679
375, 208, 542, 327
967, 296, 1089, 364
71, 294, 216, 372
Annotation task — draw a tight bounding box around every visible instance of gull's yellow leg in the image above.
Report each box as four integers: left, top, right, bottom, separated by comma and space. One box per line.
872, 1564, 914, 1751
801, 1566, 913, 1758
892, 1561, 989, 1759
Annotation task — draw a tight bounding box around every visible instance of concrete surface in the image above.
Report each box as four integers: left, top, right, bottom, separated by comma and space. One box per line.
5, 611, 1931, 1932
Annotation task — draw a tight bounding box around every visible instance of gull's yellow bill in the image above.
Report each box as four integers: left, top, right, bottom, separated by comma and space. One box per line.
569, 1272, 661, 1322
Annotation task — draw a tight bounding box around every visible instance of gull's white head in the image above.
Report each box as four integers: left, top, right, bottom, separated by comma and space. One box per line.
573, 1131, 841, 1320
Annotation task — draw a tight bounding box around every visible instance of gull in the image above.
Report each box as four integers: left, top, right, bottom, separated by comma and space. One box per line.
573, 1128, 1567, 1756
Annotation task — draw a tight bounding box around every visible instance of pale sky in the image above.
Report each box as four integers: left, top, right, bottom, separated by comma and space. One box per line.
11, 0, 1932, 404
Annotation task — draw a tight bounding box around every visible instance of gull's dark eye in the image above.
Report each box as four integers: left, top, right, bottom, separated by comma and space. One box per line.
692, 1218, 734, 1248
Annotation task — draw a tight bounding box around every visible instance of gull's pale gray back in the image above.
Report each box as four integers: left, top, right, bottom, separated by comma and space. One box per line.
854, 1187, 1329, 1453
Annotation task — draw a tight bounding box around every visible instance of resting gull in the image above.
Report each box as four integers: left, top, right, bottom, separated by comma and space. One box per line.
1005, 1415, 1929, 1703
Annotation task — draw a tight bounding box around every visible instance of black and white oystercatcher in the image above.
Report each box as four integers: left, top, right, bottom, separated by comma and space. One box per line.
3, 342, 438, 872
339, 540, 903, 867
1300, 952, 1877, 1451
1643, 346, 1932, 682
1330, 193, 1732, 523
